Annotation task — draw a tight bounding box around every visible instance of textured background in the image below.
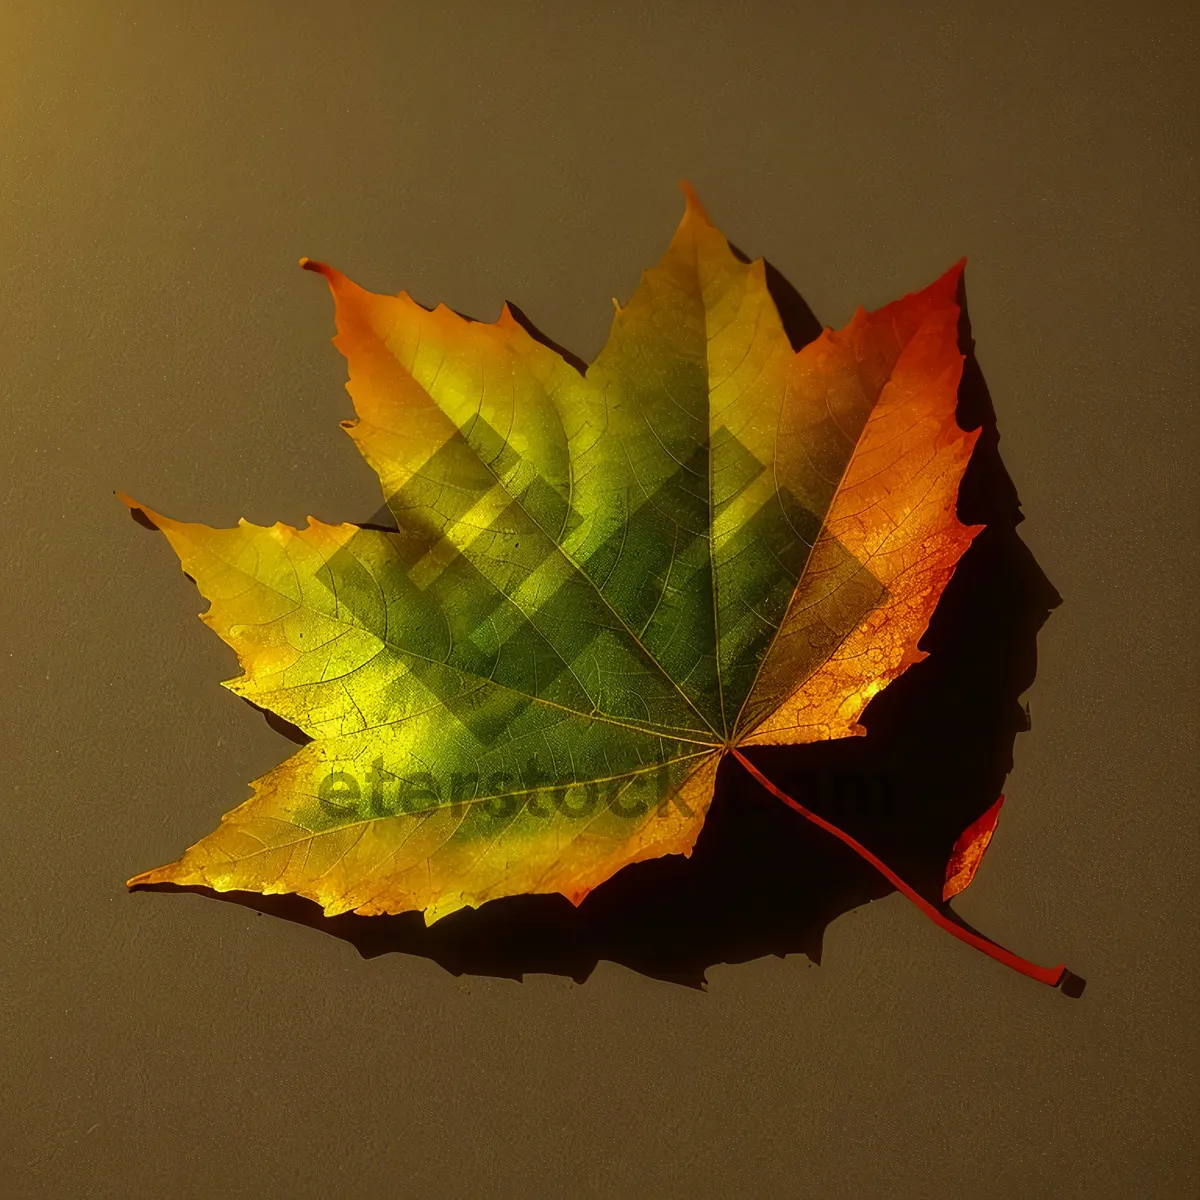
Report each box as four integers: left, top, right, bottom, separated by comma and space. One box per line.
2, 1, 1196, 1195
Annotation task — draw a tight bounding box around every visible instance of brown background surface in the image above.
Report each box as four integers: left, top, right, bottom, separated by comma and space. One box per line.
2, 2, 1197, 1196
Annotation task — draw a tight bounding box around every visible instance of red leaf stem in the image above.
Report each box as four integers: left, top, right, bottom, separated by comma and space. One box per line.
731, 749, 1066, 987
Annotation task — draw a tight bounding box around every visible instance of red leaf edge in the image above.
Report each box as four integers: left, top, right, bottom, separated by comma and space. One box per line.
943, 795, 1004, 901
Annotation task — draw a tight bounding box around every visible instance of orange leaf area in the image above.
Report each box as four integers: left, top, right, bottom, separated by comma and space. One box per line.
943, 796, 1004, 901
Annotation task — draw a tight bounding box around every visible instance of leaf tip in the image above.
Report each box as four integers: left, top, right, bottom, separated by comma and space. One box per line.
937, 257, 967, 299
300, 257, 338, 286
943, 794, 1005, 900
126, 865, 173, 888
677, 179, 712, 224
117, 491, 166, 532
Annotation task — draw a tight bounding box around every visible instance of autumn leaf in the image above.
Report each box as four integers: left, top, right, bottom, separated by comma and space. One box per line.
122, 184, 1064, 985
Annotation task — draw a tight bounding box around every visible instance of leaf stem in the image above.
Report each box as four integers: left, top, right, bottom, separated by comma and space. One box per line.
730, 749, 1066, 987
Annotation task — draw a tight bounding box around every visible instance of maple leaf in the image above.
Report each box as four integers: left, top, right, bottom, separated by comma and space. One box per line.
122, 185, 1065, 985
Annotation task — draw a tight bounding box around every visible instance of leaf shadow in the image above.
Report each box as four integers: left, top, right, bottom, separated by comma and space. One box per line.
134, 273, 1073, 990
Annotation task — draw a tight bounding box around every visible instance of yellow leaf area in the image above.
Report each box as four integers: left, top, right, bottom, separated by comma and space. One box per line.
124, 185, 979, 922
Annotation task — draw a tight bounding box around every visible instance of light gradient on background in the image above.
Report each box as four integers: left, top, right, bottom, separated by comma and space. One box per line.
1, 2, 1194, 1197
